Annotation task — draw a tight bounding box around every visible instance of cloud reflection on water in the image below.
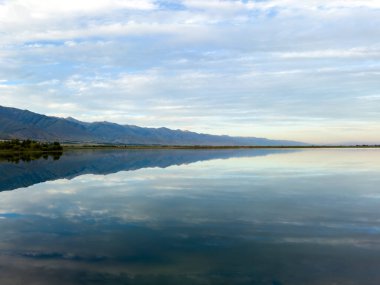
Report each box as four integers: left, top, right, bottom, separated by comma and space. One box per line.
1, 149, 380, 284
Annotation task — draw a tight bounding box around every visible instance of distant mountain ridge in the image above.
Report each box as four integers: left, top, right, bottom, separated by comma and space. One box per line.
0, 105, 306, 146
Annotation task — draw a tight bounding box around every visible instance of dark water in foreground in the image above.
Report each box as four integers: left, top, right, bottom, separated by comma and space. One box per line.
1, 149, 380, 285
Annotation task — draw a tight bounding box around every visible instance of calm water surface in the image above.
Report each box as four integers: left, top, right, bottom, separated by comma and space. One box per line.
0, 149, 380, 284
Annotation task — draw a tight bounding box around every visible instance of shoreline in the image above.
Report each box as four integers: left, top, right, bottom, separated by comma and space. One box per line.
1, 145, 380, 153
62, 145, 380, 150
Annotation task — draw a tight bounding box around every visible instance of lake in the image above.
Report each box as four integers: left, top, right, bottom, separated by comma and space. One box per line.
0, 148, 380, 285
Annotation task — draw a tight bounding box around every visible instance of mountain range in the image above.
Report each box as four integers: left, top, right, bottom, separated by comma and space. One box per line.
0, 105, 306, 146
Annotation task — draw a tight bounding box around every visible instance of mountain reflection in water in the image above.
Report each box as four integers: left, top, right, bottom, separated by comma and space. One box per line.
0, 149, 295, 192
1, 149, 380, 285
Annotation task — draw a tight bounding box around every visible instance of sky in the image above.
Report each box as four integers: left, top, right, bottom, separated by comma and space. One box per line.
0, 0, 379, 144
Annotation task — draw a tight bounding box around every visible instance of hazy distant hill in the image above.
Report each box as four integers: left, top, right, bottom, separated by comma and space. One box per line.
0, 105, 306, 146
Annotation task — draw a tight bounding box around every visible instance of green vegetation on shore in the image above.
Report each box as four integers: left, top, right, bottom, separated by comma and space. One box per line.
0, 140, 63, 163
0, 139, 63, 152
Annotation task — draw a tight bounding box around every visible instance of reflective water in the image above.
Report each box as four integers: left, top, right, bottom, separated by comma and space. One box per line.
0, 149, 380, 285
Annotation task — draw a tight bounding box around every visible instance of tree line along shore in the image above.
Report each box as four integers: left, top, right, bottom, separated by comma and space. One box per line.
0, 139, 63, 152
0, 139, 379, 152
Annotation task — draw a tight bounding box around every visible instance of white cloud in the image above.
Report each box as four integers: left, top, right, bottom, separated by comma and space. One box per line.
0, 0, 158, 44
0, 0, 156, 19
183, 0, 380, 13
277, 48, 380, 59
357, 94, 380, 101
253, 0, 380, 10
0, 0, 379, 143
183, 0, 255, 11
